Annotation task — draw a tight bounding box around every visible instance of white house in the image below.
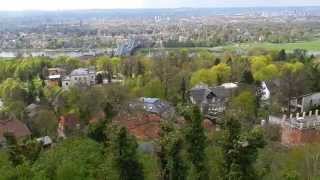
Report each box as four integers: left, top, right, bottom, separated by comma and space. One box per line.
261, 81, 271, 101
62, 68, 96, 89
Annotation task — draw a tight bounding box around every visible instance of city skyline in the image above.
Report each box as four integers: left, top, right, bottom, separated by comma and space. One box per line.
2, 0, 320, 11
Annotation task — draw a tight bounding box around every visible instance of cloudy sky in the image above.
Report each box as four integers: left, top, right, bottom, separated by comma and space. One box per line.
1, 0, 320, 10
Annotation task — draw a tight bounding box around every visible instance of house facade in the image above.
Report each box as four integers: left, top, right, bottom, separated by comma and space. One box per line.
62, 67, 96, 89
290, 92, 320, 113
189, 83, 238, 118
46, 68, 66, 87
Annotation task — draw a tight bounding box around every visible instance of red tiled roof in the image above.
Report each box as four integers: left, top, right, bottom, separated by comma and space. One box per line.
113, 112, 215, 141
0, 119, 31, 142
113, 112, 162, 140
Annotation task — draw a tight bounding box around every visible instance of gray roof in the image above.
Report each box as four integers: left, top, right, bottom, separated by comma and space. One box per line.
190, 83, 238, 103
129, 97, 174, 117
189, 86, 212, 104
140, 97, 171, 114
298, 92, 320, 98
70, 68, 90, 76
62, 76, 71, 81
210, 86, 232, 99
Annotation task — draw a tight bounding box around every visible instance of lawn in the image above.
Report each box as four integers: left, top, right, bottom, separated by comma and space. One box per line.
223, 40, 320, 52
137, 40, 320, 55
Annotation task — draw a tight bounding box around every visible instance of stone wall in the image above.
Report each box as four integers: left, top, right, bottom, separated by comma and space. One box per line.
281, 126, 320, 145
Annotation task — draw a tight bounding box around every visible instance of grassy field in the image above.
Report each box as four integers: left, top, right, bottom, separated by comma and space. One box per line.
137, 40, 320, 55
223, 40, 320, 52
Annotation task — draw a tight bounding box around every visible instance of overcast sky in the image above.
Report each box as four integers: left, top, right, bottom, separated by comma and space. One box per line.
1, 0, 320, 10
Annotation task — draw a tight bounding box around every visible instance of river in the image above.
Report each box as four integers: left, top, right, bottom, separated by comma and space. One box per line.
0, 49, 113, 59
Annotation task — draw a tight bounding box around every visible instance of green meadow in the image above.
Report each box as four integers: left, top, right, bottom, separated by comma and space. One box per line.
224, 40, 320, 52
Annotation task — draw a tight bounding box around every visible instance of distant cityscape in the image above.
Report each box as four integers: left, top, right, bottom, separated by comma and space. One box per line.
0, 7, 320, 58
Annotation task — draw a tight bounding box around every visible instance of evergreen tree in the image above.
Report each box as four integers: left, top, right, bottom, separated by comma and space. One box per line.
20, 140, 42, 164
221, 118, 241, 180
4, 132, 23, 166
310, 54, 315, 60
180, 77, 187, 103
216, 74, 223, 86
306, 64, 320, 92
292, 49, 307, 62
226, 57, 232, 66
26, 80, 37, 104
167, 136, 187, 180
4, 133, 41, 166
168, 136, 187, 180
158, 122, 173, 180
88, 120, 107, 143
112, 127, 144, 180
158, 122, 187, 180
107, 72, 112, 83
214, 58, 221, 65
184, 106, 208, 180
277, 49, 287, 61
241, 70, 255, 84
221, 118, 266, 180
96, 73, 103, 84
135, 60, 145, 76
88, 102, 117, 144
